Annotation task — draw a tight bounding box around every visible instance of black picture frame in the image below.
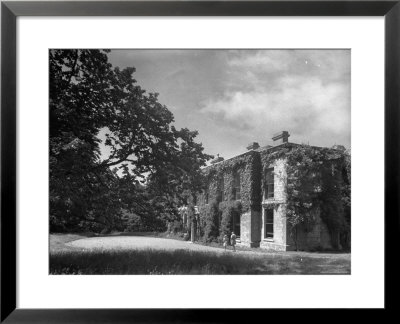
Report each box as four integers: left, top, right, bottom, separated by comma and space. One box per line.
1, 1, 399, 322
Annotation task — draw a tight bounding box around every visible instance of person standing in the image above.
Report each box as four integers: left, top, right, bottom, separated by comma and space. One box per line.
223, 234, 229, 251
230, 232, 237, 252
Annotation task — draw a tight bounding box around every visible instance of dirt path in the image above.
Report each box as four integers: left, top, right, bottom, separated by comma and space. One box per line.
67, 236, 229, 253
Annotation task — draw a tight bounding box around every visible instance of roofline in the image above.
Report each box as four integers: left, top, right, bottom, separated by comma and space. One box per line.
202, 149, 256, 169
202, 142, 344, 170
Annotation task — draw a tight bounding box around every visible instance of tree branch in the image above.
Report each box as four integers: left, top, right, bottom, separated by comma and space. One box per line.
66, 50, 79, 87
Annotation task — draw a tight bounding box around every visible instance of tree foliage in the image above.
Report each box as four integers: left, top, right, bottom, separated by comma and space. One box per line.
219, 201, 241, 241
50, 49, 212, 232
202, 200, 220, 242
284, 145, 350, 248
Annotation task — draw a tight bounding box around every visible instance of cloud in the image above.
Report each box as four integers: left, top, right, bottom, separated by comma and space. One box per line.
202, 75, 350, 144
200, 50, 351, 148
108, 49, 351, 157
228, 50, 292, 72
227, 49, 350, 82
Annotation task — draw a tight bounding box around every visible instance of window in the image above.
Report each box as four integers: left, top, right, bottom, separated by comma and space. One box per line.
265, 168, 274, 199
233, 212, 241, 236
233, 172, 241, 200
204, 191, 209, 204
264, 208, 274, 239
218, 177, 225, 201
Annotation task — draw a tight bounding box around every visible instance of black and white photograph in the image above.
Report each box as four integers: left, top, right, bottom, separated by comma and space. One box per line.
49, 49, 351, 275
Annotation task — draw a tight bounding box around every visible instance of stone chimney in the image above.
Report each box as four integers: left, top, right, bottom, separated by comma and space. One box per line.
332, 144, 346, 152
246, 142, 260, 151
211, 154, 224, 164
272, 131, 290, 145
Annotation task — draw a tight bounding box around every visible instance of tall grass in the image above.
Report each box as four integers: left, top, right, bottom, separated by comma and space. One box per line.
50, 249, 350, 275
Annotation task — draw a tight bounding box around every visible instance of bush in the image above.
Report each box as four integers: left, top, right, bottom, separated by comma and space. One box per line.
100, 228, 111, 235
168, 220, 183, 234
122, 211, 167, 233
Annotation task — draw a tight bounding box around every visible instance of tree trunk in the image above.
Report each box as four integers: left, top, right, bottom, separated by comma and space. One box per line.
337, 231, 342, 250
191, 217, 197, 243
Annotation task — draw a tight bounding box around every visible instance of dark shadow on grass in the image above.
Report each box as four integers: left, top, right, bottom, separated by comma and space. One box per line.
50, 248, 350, 275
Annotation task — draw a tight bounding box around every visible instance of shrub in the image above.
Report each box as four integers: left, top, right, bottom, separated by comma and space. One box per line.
168, 220, 183, 234
100, 228, 111, 235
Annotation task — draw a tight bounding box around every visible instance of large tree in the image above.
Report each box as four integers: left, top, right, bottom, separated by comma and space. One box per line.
50, 49, 212, 232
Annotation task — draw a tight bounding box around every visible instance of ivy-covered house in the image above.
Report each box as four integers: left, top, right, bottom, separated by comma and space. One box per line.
197, 131, 350, 251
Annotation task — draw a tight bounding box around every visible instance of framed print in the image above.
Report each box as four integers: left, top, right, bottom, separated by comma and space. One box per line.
1, 0, 399, 322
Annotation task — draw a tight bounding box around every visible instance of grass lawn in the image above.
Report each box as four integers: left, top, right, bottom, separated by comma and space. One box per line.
49, 233, 94, 252
49, 233, 351, 275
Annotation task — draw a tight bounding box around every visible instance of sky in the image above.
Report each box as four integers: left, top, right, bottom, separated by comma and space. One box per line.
106, 49, 350, 161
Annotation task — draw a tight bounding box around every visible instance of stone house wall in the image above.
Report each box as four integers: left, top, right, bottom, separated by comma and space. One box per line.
240, 211, 251, 245
286, 212, 333, 251
196, 143, 347, 251
259, 158, 289, 251
260, 204, 288, 251
198, 150, 260, 244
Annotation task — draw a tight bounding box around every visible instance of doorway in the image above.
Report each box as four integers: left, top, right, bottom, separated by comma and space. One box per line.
232, 212, 241, 237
